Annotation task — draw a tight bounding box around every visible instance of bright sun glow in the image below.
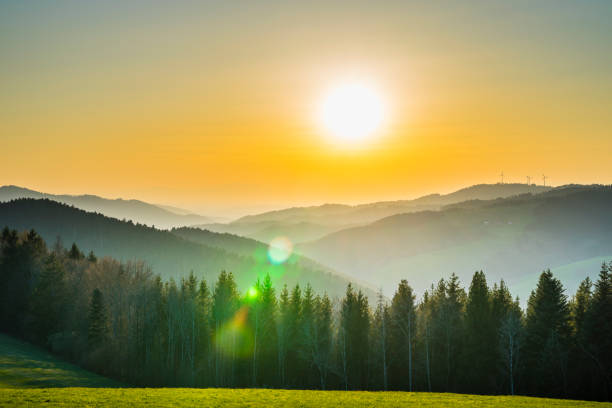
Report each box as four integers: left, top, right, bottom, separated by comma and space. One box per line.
319, 82, 386, 144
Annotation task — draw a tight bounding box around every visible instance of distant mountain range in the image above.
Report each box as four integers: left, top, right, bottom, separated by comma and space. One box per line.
0, 199, 375, 300
0, 185, 211, 229
296, 185, 612, 302
1, 183, 608, 302
201, 184, 551, 243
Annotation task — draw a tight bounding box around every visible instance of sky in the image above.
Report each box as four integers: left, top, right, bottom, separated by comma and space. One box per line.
1, 0, 611, 217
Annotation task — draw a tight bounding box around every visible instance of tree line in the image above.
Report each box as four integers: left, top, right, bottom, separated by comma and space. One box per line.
0, 227, 610, 401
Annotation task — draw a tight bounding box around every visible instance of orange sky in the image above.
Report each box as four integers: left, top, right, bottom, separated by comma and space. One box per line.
1, 1, 611, 217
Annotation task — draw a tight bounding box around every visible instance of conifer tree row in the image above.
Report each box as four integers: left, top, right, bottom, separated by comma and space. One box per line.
0, 227, 610, 401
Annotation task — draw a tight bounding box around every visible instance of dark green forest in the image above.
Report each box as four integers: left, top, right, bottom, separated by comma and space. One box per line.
1, 227, 610, 401
0, 199, 371, 300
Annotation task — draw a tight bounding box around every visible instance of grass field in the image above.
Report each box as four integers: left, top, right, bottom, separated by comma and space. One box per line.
1, 333, 610, 407
2, 388, 612, 407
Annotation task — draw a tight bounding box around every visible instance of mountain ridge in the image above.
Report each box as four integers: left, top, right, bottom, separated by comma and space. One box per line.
0, 198, 376, 300
296, 185, 612, 302
200, 183, 552, 243
0, 185, 210, 229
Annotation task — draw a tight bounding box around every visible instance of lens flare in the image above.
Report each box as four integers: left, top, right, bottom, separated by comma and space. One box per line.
247, 286, 259, 299
267, 236, 293, 265
214, 306, 254, 358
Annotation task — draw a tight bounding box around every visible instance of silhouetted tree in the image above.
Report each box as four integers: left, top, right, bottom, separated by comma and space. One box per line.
28, 254, 67, 344
389, 279, 416, 391
88, 288, 108, 348
524, 269, 571, 397
339, 283, 370, 390
68, 243, 84, 260
372, 292, 391, 390
463, 271, 494, 394
583, 263, 612, 400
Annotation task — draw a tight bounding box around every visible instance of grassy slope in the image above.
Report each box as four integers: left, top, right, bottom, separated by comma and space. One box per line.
0, 334, 121, 388
1, 334, 609, 407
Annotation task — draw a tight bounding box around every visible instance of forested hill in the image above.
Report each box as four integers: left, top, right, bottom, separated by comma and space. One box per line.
201, 183, 551, 243
297, 185, 612, 301
0, 199, 373, 299
171, 226, 266, 256
0, 185, 210, 229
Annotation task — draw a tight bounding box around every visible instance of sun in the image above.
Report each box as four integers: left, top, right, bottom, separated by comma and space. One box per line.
318, 82, 386, 144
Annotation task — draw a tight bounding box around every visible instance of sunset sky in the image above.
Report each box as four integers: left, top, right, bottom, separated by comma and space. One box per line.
2, 1, 611, 217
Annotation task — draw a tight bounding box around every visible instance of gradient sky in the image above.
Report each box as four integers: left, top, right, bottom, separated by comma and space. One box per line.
2, 0, 611, 217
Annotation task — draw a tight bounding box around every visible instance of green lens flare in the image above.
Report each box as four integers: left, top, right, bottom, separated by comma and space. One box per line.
247, 286, 258, 299
267, 236, 293, 265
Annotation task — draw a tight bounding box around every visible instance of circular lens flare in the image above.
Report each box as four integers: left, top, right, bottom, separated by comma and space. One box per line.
267, 236, 293, 265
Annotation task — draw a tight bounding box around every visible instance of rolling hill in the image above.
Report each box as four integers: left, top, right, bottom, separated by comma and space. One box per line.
0, 199, 375, 300
0, 185, 210, 229
297, 185, 612, 301
202, 184, 551, 244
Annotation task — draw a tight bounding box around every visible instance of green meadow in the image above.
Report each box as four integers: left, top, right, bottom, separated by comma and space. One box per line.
1, 334, 610, 408
4, 388, 612, 408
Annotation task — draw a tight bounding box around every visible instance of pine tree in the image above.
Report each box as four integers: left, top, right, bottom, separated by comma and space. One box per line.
68, 243, 84, 260
88, 288, 108, 348
430, 274, 465, 392
583, 263, 612, 400
211, 270, 239, 386
196, 278, 212, 386
249, 274, 277, 387
0, 228, 46, 335
87, 250, 97, 263
28, 254, 67, 344
276, 285, 290, 386
569, 277, 593, 399
180, 271, 199, 384
286, 284, 302, 386
313, 293, 332, 389
389, 279, 416, 391
524, 269, 571, 397
258, 274, 277, 386
372, 291, 391, 390
417, 288, 434, 392
299, 283, 316, 387
463, 271, 494, 394
339, 283, 370, 390
572, 277, 592, 340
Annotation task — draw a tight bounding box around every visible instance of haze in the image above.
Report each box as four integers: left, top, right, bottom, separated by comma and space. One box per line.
2, 1, 612, 217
